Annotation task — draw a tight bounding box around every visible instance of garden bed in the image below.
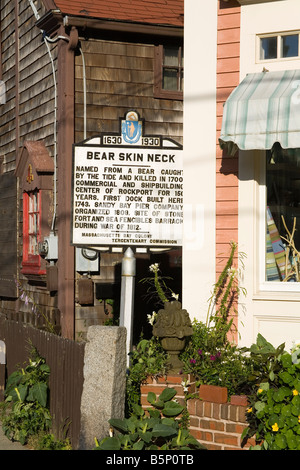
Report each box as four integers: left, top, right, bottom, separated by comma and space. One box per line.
140, 375, 254, 450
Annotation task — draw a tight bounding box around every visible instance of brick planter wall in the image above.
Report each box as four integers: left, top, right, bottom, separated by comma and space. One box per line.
140, 375, 255, 450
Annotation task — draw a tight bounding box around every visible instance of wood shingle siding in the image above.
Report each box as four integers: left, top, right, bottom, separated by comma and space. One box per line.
75, 39, 183, 144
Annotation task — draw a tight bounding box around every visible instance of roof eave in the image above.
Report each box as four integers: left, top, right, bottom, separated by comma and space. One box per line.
36, 10, 183, 38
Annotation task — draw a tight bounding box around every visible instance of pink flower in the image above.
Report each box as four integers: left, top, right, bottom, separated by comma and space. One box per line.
190, 358, 196, 364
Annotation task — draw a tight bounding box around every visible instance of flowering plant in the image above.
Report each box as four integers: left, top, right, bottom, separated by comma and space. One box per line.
179, 242, 253, 396
141, 263, 179, 307
242, 335, 300, 450
180, 319, 255, 396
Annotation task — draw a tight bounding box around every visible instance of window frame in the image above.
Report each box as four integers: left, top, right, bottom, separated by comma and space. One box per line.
258, 151, 300, 293
154, 43, 183, 100
257, 31, 300, 62
22, 189, 45, 275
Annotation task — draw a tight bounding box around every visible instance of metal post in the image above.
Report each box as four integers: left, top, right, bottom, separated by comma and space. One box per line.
119, 247, 136, 366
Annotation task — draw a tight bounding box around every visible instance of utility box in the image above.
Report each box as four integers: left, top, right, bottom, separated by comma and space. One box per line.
78, 276, 94, 305
39, 232, 58, 261
76, 248, 99, 273
46, 265, 58, 292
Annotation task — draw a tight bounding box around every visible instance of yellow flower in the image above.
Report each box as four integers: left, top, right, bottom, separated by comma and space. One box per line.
298, 416, 300, 424
258, 388, 263, 394
272, 423, 279, 432
247, 407, 253, 413
293, 389, 299, 396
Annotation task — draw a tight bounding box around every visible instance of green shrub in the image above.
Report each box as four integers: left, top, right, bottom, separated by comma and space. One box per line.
180, 319, 256, 397
242, 335, 300, 450
0, 347, 51, 445
126, 336, 168, 415
28, 431, 72, 450
0, 346, 71, 450
95, 387, 206, 450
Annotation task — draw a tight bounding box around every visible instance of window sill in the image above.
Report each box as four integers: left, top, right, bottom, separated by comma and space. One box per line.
154, 87, 183, 101
254, 284, 300, 301
21, 261, 46, 276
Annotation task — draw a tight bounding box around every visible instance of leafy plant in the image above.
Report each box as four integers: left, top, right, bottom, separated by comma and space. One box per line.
240, 333, 286, 387
0, 347, 73, 450
94, 387, 206, 450
242, 336, 300, 450
0, 347, 52, 445
139, 263, 179, 307
206, 241, 246, 345
177, 242, 255, 397
28, 431, 72, 450
180, 319, 256, 396
126, 336, 168, 416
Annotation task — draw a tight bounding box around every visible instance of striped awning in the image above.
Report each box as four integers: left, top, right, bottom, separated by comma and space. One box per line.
219, 69, 300, 156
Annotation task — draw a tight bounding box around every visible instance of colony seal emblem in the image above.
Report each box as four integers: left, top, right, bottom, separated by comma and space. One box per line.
121, 111, 142, 144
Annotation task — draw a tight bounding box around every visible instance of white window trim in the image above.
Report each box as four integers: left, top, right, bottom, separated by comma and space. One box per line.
256, 31, 300, 63
258, 152, 300, 293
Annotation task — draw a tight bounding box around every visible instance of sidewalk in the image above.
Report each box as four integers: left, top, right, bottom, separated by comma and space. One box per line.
0, 423, 29, 450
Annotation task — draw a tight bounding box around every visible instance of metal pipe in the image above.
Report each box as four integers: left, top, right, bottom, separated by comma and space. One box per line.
119, 248, 136, 367
79, 47, 87, 140
28, 0, 70, 231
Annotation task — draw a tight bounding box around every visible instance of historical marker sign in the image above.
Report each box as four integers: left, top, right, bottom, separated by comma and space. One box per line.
71, 111, 183, 248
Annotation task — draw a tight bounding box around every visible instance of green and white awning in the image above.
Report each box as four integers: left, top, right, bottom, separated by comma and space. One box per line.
219, 69, 300, 156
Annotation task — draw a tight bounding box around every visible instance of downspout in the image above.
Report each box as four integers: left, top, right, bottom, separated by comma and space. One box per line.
63, 16, 87, 140
79, 45, 87, 140
28, 0, 70, 231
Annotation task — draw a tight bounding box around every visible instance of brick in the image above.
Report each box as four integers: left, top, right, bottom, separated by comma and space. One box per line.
195, 399, 204, 417
205, 443, 223, 450
157, 375, 182, 384
189, 416, 200, 428
230, 395, 248, 406
191, 429, 213, 442
199, 384, 228, 403
214, 433, 239, 447
223, 445, 242, 450
226, 423, 246, 434
204, 402, 212, 417
220, 403, 230, 420
140, 395, 149, 406
187, 397, 197, 415
200, 418, 225, 432
212, 403, 221, 420
238, 406, 248, 424
229, 405, 238, 422
140, 385, 169, 395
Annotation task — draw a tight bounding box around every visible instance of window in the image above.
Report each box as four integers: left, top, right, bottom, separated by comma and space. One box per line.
258, 32, 300, 61
22, 189, 45, 275
16, 141, 54, 277
264, 144, 300, 285
154, 44, 183, 100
